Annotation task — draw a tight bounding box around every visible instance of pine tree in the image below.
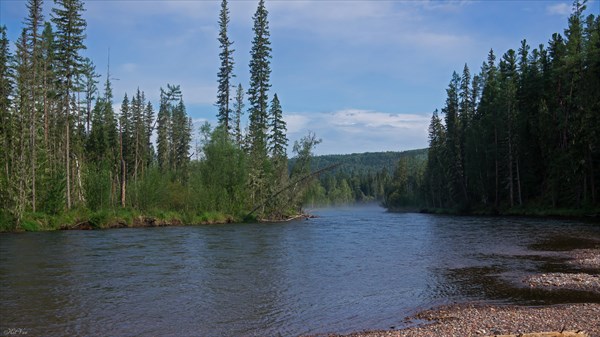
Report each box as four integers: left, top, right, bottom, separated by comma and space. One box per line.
442, 71, 467, 206
119, 93, 131, 174
232, 83, 244, 146
0, 26, 12, 212
171, 98, 191, 179
80, 57, 99, 134
143, 101, 155, 169
157, 89, 171, 172
216, 0, 235, 132
268, 93, 287, 160
247, 0, 272, 160
24, 0, 44, 212
11, 29, 33, 222
40, 22, 55, 149
247, 0, 272, 207
51, 0, 87, 209
156, 84, 182, 172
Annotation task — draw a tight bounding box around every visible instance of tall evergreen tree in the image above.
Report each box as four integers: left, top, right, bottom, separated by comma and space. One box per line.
267, 93, 287, 160
247, 0, 272, 160
232, 83, 244, 146
143, 101, 155, 169
0, 26, 12, 212
442, 71, 467, 206
246, 0, 273, 207
216, 0, 235, 132
24, 0, 44, 212
51, 0, 87, 209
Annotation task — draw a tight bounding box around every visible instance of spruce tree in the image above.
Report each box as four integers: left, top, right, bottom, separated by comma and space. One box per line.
232, 83, 244, 146
143, 101, 155, 169
268, 93, 287, 160
25, 0, 44, 212
247, 0, 272, 160
157, 88, 171, 172
216, 0, 235, 132
247, 0, 272, 208
0, 26, 12, 210
51, 0, 87, 209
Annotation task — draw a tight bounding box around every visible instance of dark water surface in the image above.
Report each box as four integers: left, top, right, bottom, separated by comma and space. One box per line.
1, 205, 599, 336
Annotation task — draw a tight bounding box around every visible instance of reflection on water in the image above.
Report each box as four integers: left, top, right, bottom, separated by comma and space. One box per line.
1, 206, 598, 336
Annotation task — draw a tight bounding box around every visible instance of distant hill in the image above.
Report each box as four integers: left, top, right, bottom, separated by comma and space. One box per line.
291, 148, 428, 175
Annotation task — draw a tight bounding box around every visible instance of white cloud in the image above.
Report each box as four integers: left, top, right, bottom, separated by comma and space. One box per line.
284, 114, 311, 134
546, 3, 571, 16
286, 109, 430, 155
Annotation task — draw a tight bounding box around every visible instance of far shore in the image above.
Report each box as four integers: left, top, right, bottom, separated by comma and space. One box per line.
0, 210, 312, 233
393, 206, 600, 222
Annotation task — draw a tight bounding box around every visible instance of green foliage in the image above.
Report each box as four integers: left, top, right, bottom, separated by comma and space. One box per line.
39, 170, 66, 215
84, 162, 111, 211
301, 149, 424, 207
415, 1, 600, 214
216, 0, 235, 131
246, 0, 272, 209
1, 0, 320, 230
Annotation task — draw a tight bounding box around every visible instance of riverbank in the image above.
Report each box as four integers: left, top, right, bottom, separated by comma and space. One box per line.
416, 206, 600, 222
322, 229, 600, 337
0, 208, 313, 232
325, 303, 599, 337
0, 209, 243, 232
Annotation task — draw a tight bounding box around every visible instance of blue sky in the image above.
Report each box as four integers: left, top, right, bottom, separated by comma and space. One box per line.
1, 0, 597, 155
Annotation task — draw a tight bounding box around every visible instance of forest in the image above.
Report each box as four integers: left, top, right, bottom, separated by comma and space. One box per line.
300, 150, 426, 207
2, 0, 599, 232
385, 0, 600, 215
0, 0, 320, 231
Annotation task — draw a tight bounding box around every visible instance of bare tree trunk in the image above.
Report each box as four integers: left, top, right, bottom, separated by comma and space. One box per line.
119, 124, 126, 208
590, 145, 596, 204
43, 67, 48, 146
75, 154, 85, 203
66, 88, 71, 210
516, 155, 522, 206
494, 126, 499, 208
508, 128, 514, 208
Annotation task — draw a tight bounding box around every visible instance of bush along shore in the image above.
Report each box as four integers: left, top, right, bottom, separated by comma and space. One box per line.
0, 209, 238, 232
0, 208, 314, 232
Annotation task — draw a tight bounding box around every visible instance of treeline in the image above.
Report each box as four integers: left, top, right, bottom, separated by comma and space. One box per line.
302, 150, 427, 206
386, 0, 599, 213
0, 0, 317, 231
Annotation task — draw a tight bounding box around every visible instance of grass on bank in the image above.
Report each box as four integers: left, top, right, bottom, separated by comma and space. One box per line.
0, 208, 245, 232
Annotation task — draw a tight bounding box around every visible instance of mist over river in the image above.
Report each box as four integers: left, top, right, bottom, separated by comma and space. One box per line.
1, 205, 598, 336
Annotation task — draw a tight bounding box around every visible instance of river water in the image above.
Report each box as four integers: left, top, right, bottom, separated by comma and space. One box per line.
1, 205, 599, 336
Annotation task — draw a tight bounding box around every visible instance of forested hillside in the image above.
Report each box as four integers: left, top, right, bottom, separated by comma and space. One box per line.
385, 0, 600, 215
302, 149, 427, 206
0, 0, 319, 231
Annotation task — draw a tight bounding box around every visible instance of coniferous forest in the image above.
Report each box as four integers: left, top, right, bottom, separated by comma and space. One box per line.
385, 0, 600, 215
1, 0, 599, 231
0, 0, 320, 231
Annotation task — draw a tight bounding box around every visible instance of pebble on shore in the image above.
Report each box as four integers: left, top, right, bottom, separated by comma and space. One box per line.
323, 303, 600, 337
320, 249, 600, 337
569, 249, 600, 269
524, 273, 600, 293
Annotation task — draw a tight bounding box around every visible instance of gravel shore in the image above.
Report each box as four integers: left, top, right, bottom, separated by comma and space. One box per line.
323, 303, 600, 337
524, 273, 600, 293
318, 245, 600, 337
568, 249, 600, 269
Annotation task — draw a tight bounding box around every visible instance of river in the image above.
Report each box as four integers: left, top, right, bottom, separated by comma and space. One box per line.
1, 205, 599, 336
